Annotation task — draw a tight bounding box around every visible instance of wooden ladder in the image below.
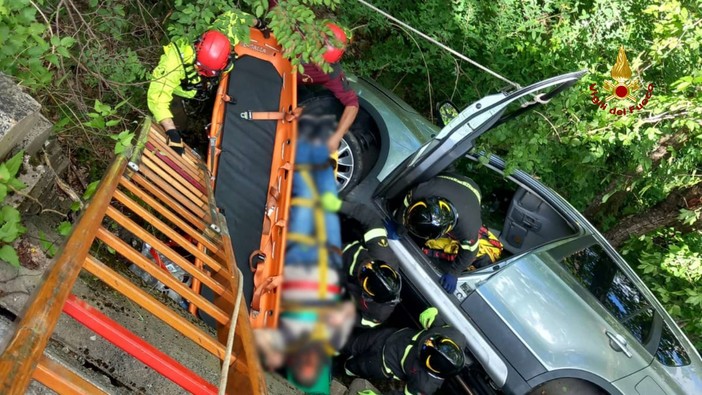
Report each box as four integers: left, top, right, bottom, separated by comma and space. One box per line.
0, 120, 266, 395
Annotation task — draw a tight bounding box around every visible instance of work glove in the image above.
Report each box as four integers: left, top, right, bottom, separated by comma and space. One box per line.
419, 307, 438, 329
320, 192, 342, 212
384, 219, 407, 240
439, 273, 458, 293
165, 129, 185, 156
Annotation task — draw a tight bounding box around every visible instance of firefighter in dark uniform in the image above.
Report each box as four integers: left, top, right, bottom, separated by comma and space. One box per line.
399, 173, 483, 294
322, 196, 402, 328
343, 308, 467, 395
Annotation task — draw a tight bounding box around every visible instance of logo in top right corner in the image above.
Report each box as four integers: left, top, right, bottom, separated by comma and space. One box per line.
589, 46, 654, 116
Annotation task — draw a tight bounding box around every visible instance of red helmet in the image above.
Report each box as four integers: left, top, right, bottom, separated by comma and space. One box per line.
323, 23, 347, 64
194, 30, 231, 77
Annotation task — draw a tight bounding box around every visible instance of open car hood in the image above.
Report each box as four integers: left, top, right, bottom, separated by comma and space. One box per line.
374, 70, 587, 200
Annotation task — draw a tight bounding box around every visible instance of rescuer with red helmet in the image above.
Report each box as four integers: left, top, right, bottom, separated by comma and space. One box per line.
147, 11, 266, 155
298, 22, 360, 154
267, 1, 357, 153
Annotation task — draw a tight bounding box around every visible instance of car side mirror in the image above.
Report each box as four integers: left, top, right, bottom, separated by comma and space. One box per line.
437, 101, 460, 127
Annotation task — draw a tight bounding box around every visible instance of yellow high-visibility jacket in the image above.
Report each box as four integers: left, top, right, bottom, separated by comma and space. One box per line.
147, 11, 255, 123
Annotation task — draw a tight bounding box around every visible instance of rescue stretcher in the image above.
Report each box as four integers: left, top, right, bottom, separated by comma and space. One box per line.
207, 28, 299, 329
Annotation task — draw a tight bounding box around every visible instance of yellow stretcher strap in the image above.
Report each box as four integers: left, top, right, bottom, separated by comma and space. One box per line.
299, 170, 328, 300
287, 233, 318, 246
291, 197, 317, 207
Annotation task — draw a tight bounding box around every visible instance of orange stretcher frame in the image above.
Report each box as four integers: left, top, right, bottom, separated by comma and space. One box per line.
208, 28, 298, 329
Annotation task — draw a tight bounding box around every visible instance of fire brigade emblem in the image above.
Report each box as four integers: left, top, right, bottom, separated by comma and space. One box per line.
603, 47, 640, 102
589, 46, 654, 116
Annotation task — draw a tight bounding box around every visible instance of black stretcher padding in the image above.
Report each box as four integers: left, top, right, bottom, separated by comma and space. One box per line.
214, 55, 283, 305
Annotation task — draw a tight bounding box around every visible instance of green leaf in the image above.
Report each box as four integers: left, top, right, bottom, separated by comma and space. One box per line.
0, 184, 7, 201
8, 178, 26, 191
38, 230, 54, 253
0, 245, 20, 267
0, 221, 21, 243
70, 201, 81, 212
93, 99, 111, 115
57, 221, 72, 237
0, 164, 10, 182
82, 180, 100, 200
4, 150, 24, 178
60, 36, 76, 48
1, 206, 21, 224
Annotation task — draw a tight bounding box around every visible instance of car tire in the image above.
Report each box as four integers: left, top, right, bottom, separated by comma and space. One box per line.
298, 93, 380, 194
529, 378, 607, 395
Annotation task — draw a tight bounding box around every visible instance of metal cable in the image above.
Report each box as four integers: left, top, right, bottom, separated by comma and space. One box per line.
356, 0, 522, 89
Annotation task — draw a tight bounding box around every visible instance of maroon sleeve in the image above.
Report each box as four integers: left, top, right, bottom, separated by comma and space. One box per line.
323, 64, 359, 107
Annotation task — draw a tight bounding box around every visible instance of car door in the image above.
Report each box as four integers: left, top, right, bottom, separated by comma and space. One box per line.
373, 70, 586, 200
546, 238, 656, 379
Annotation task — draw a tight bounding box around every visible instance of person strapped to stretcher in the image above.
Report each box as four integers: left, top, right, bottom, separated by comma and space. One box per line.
254, 114, 355, 395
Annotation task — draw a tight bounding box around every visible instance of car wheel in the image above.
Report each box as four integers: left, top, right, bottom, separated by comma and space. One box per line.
529, 378, 607, 395
336, 132, 363, 192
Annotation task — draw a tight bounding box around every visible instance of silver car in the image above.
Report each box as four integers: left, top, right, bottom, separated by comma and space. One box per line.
312, 70, 702, 394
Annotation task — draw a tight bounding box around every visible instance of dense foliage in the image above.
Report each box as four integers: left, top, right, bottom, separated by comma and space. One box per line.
1, 0, 700, 347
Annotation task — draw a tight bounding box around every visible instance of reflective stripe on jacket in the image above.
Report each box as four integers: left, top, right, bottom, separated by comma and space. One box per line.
147, 38, 197, 123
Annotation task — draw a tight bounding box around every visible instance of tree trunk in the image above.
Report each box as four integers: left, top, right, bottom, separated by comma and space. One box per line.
605, 185, 702, 248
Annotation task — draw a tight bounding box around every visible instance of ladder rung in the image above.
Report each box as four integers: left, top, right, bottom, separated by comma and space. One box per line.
119, 176, 226, 261
96, 227, 230, 324
34, 354, 109, 395
83, 255, 239, 365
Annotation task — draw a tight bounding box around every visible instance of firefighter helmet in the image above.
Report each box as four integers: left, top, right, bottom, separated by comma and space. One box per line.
359, 261, 401, 303
194, 30, 232, 77
419, 334, 465, 379
323, 23, 348, 63
404, 197, 458, 240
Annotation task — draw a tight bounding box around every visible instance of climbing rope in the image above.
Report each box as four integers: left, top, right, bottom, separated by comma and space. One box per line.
356, 0, 522, 89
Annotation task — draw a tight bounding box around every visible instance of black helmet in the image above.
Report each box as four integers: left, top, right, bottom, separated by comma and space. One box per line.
359, 261, 401, 303
419, 334, 465, 378
404, 197, 458, 240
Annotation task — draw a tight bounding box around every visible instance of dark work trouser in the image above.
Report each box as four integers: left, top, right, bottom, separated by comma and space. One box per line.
344, 327, 396, 380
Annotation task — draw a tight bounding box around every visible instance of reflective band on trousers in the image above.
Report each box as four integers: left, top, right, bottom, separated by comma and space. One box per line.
461, 240, 480, 252
364, 227, 387, 242
381, 345, 401, 380
437, 175, 481, 203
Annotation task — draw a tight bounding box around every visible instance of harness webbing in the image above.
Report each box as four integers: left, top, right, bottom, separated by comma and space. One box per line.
288, 169, 330, 300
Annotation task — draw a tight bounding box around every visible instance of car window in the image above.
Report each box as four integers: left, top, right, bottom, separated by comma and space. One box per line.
656, 323, 691, 367
560, 244, 654, 345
